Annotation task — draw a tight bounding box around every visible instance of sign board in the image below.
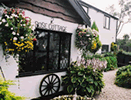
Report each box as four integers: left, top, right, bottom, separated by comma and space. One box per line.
35, 21, 67, 32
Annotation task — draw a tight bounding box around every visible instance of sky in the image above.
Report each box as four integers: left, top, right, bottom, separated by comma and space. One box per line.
82, 0, 131, 39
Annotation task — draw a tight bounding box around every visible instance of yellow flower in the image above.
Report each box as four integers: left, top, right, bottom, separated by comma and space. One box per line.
4, 42, 7, 46
13, 40, 16, 42
91, 42, 97, 50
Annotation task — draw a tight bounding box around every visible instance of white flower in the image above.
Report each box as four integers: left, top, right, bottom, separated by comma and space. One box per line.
88, 38, 91, 40
20, 36, 24, 39
5, 14, 9, 18
19, 13, 22, 15
2, 19, 6, 22
26, 34, 28, 36
86, 34, 90, 37
11, 14, 15, 17
13, 37, 17, 40
5, 23, 8, 27
12, 31, 16, 35
17, 33, 19, 36
11, 27, 13, 30
0, 22, 2, 25
23, 24, 25, 26
12, 14, 18, 18
10, 16, 13, 19
32, 25, 36, 31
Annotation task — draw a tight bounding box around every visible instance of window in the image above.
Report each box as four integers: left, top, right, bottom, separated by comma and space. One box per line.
104, 15, 110, 29
19, 29, 71, 76
82, 6, 88, 14
101, 45, 109, 53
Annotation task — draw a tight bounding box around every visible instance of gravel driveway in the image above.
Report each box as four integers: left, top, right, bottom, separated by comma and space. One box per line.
94, 69, 131, 100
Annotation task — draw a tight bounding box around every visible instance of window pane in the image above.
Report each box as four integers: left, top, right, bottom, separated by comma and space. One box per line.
60, 34, 70, 69
106, 17, 109, 29
35, 31, 48, 71
104, 16, 110, 29
48, 33, 60, 70
101, 45, 109, 53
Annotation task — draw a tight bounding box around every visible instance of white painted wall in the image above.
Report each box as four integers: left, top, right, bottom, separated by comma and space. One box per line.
0, 9, 81, 99
87, 7, 117, 52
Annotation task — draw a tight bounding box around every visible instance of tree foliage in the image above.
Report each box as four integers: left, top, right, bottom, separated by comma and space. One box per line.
106, 0, 131, 38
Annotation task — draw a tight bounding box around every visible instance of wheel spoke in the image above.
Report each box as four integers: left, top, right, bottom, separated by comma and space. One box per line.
53, 86, 58, 87
48, 76, 50, 83
52, 77, 57, 83
52, 87, 57, 92
51, 75, 53, 83
42, 85, 47, 87
48, 89, 50, 95
50, 89, 53, 94
53, 81, 59, 85
43, 89, 48, 96
41, 87, 47, 92
44, 80, 49, 85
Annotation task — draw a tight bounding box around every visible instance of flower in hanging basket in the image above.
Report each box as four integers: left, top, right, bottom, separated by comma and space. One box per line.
0, 8, 35, 57
75, 24, 102, 54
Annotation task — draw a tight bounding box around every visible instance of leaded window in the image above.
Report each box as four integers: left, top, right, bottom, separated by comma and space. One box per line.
19, 29, 71, 76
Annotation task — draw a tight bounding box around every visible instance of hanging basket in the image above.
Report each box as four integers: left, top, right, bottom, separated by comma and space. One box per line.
0, 8, 35, 57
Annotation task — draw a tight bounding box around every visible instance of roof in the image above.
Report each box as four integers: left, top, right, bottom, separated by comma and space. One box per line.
79, 0, 119, 20
68, 0, 91, 26
1, 0, 91, 26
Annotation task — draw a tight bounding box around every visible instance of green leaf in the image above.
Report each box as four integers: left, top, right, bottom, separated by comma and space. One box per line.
71, 77, 77, 83
94, 81, 98, 86
67, 85, 73, 93
71, 71, 76, 74
78, 72, 83, 76
86, 87, 91, 93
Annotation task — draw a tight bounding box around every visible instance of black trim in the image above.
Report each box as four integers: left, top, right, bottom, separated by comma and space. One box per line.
17, 28, 72, 78
16, 69, 67, 78
79, 0, 119, 20
34, 28, 72, 35
68, 0, 91, 26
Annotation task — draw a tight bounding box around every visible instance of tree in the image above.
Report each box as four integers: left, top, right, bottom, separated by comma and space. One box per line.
123, 34, 130, 40
106, 0, 131, 41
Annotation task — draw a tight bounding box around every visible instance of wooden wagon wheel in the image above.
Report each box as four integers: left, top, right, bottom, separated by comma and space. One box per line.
39, 74, 60, 97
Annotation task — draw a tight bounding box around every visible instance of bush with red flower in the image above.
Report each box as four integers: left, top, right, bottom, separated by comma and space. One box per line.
0, 8, 35, 57
75, 23, 102, 54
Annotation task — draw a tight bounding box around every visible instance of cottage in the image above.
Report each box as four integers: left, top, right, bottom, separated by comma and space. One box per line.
0, 0, 118, 99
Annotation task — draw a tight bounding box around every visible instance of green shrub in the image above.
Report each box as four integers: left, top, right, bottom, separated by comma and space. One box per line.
115, 65, 131, 88
0, 76, 25, 100
103, 52, 116, 57
62, 60, 105, 97
104, 56, 117, 72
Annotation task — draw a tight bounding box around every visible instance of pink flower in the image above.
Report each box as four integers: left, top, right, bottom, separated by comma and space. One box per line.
12, 9, 15, 13
33, 38, 37, 41
25, 17, 30, 24
17, 8, 20, 14
3, 9, 7, 14
22, 11, 25, 16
